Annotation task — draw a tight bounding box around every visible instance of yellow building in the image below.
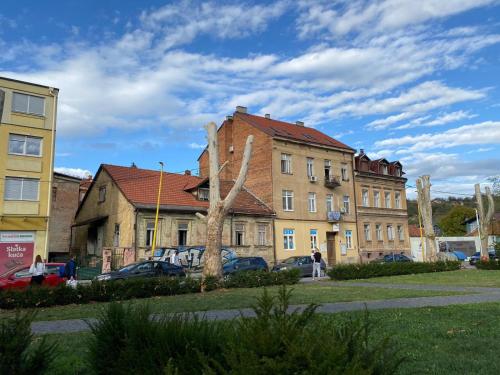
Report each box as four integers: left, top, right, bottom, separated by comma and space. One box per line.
199, 107, 360, 265
0, 76, 58, 274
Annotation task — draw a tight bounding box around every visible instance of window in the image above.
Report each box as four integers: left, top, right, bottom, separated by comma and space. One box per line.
343, 195, 350, 214
310, 229, 318, 249
387, 225, 394, 241
376, 224, 382, 240
362, 189, 369, 207
178, 223, 188, 246
382, 164, 388, 175
397, 225, 404, 241
98, 186, 106, 202
283, 229, 295, 250
198, 188, 209, 201
345, 230, 352, 249
364, 224, 371, 241
235, 224, 245, 246
384, 192, 391, 208
308, 192, 317, 212
324, 160, 331, 180
281, 153, 292, 174
258, 224, 267, 246
12, 92, 45, 116
374, 191, 380, 207
395, 167, 401, 177
341, 163, 348, 181
52, 187, 57, 202
4, 177, 39, 201
146, 221, 155, 247
307, 157, 314, 177
282, 190, 294, 211
113, 224, 120, 247
326, 194, 333, 212
8, 134, 42, 156
395, 192, 401, 208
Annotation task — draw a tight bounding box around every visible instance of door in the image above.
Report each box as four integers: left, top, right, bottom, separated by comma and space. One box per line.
327, 232, 336, 266
96, 226, 104, 256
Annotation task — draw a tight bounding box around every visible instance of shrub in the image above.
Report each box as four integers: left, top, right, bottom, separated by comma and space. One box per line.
86, 286, 402, 375
328, 261, 461, 281
475, 259, 500, 270
0, 311, 58, 375
223, 269, 301, 289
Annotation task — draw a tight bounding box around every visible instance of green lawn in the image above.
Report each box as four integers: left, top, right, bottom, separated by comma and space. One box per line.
346, 269, 500, 287
0, 282, 465, 322
40, 301, 500, 375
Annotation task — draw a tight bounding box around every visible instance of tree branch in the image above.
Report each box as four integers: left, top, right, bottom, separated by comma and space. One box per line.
218, 160, 229, 175
206, 121, 220, 209
223, 135, 254, 211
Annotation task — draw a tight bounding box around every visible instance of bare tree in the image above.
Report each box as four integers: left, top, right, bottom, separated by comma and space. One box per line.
416, 175, 437, 261
475, 184, 495, 257
196, 122, 254, 286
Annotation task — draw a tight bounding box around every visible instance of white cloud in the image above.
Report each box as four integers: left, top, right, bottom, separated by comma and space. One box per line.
188, 142, 206, 149
395, 110, 476, 129
55, 167, 92, 179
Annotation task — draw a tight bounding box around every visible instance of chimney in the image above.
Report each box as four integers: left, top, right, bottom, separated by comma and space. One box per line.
184, 170, 191, 176
226, 115, 233, 121
235, 106, 247, 114
295, 121, 304, 126
131, 162, 137, 168
360, 149, 365, 155
265, 113, 270, 119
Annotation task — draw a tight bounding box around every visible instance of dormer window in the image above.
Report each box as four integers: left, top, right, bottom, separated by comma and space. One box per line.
394, 167, 401, 177
198, 188, 209, 201
382, 164, 388, 175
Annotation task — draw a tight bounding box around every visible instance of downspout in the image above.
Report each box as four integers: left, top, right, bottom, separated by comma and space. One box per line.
272, 215, 277, 265
44, 88, 58, 260
134, 208, 138, 262
351, 153, 362, 263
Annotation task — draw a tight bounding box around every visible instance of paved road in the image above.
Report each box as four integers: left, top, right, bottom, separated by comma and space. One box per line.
30, 280, 500, 335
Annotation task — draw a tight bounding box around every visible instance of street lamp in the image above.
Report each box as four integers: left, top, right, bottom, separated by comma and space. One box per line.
151, 162, 164, 259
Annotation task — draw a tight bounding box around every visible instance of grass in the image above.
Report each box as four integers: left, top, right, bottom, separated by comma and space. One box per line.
0, 282, 466, 322
40, 301, 500, 375
347, 269, 500, 287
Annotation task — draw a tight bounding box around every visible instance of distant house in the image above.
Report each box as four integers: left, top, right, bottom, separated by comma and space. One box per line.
72, 164, 275, 266
48, 172, 82, 260
464, 213, 500, 250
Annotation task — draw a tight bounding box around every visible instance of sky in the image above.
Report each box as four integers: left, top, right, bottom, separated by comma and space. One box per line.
1, 0, 499, 198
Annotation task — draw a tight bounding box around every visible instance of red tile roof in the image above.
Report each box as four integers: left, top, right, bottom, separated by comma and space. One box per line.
408, 224, 424, 237
102, 164, 273, 216
235, 112, 354, 151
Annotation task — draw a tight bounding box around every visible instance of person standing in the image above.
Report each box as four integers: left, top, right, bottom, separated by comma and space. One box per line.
29, 255, 45, 286
312, 248, 322, 280
65, 255, 77, 280
170, 250, 181, 266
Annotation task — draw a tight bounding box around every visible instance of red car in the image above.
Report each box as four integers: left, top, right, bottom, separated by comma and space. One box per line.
0, 263, 66, 290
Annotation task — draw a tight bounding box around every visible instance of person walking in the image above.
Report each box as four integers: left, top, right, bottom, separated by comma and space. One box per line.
29, 255, 45, 286
312, 248, 322, 280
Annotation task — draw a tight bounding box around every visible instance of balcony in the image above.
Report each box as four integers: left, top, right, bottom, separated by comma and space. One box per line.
327, 211, 342, 222
324, 176, 341, 189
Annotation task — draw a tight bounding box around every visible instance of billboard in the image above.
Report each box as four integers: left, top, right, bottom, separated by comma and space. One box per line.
0, 231, 35, 275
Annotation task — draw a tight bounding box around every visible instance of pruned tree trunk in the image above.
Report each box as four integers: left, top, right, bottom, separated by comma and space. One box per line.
416, 175, 437, 261
475, 184, 495, 257
198, 121, 254, 289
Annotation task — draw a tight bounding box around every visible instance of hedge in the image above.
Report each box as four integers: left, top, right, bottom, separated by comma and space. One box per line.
327, 261, 461, 281
0, 269, 300, 310
475, 260, 500, 270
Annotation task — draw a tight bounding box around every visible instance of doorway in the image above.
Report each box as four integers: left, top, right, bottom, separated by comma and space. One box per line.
326, 232, 336, 266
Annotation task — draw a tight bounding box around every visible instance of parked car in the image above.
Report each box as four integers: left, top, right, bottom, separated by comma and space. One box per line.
272, 256, 326, 277
95, 261, 185, 281
152, 247, 178, 261
0, 263, 66, 290
373, 254, 413, 263
223, 257, 268, 275
469, 251, 498, 266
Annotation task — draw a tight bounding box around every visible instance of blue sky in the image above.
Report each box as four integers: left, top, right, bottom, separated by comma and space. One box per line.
1, 0, 499, 197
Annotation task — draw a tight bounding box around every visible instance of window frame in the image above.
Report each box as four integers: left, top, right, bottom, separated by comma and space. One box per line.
395, 191, 401, 208
257, 224, 267, 246
375, 224, 382, 241
234, 223, 245, 246
8, 134, 43, 157
198, 188, 209, 201
387, 225, 394, 241
310, 229, 318, 250
4, 177, 40, 201
384, 192, 391, 208
374, 191, 380, 208
281, 153, 292, 174
306, 157, 314, 177
282, 190, 294, 211
12, 92, 46, 117
326, 194, 333, 212
308, 192, 317, 213
343, 195, 350, 214
397, 225, 404, 241
345, 230, 352, 249
324, 159, 332, 180
341, 163, 349, 181
362, 189, 369, 207
283, 229, 295, 251
364, 224, 371, 241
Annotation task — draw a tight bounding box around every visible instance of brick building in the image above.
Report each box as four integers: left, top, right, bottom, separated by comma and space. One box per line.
354, 150, 410, 261
48, 172, 81, 260
73, 164, 275, 265
199, 107, 359, 265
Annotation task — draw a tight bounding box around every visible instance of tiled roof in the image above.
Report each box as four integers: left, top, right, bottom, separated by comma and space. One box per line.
102, 164, 273, 216
235, 112, 354, 151
408, 224, 424, 237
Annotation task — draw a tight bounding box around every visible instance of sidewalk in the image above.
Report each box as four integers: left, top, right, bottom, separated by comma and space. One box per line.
31, 281, 500, 335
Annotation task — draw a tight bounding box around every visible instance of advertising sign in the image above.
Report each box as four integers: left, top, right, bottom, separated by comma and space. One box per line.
0, 231, 35, 275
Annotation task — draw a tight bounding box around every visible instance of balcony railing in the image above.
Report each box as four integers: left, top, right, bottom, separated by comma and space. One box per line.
324, 176, 341, 189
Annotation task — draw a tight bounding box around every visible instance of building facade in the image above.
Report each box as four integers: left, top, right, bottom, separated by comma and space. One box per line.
0, 77, 58, 274
199, 107, 360, 265
48, 172, 82, 260
354, 151, 410, 261
73, 164, 275, 266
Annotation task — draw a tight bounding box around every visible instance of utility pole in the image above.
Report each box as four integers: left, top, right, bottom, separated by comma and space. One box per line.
475, 184, 495, 258
416, 175, 437, 261
151, 162, 164, 259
